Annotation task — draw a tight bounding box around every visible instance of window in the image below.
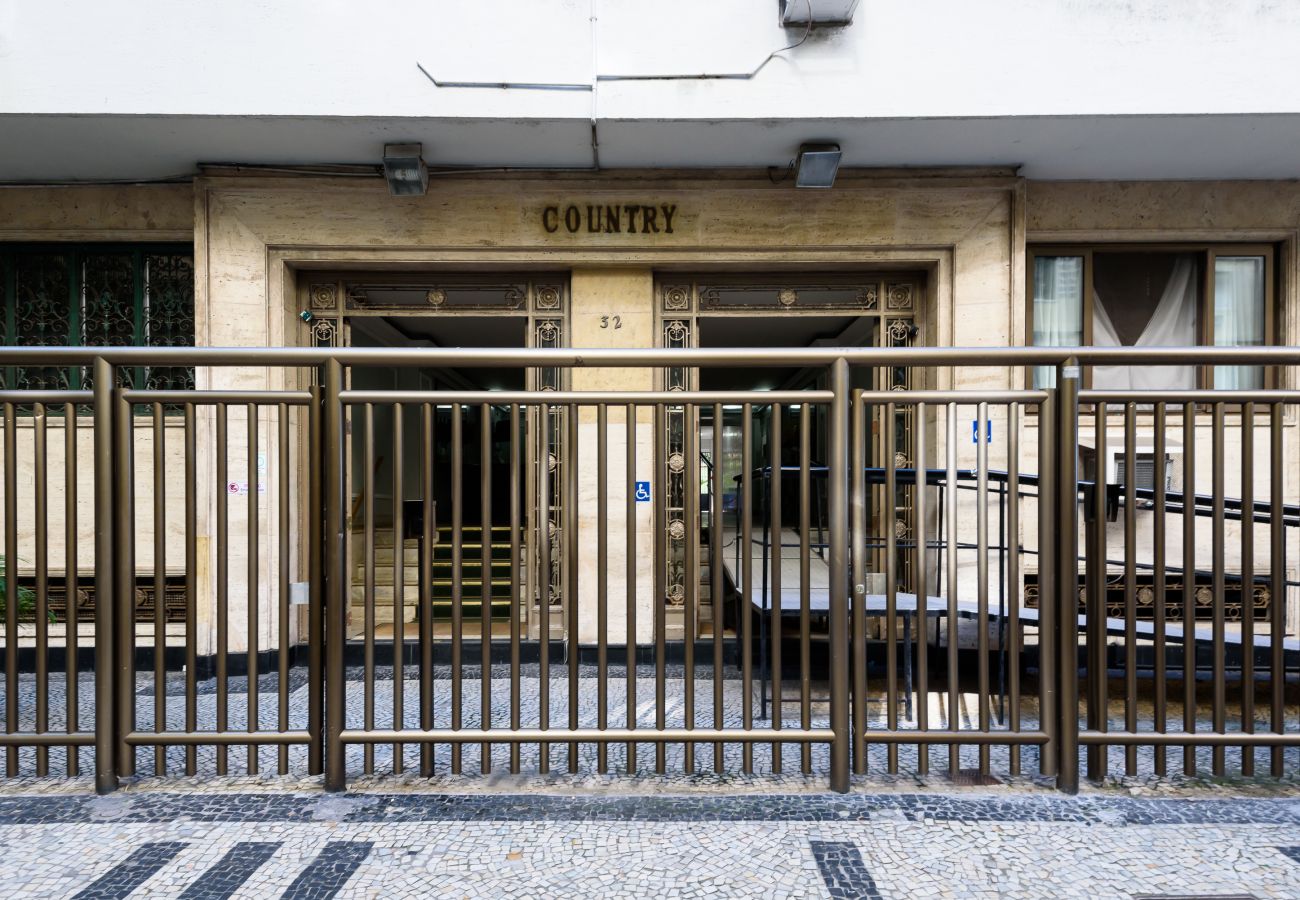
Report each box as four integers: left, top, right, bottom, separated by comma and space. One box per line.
1028, 245, 1274, 390
0, 244, 195, 394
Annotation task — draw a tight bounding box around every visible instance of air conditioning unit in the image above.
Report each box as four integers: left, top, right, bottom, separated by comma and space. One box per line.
780, 0, 859, 26
1109, 450, 1174, 493
1079, 437, 1181, 494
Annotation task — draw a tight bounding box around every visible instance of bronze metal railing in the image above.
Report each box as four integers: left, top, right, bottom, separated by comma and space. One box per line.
0, 346, 1296, 796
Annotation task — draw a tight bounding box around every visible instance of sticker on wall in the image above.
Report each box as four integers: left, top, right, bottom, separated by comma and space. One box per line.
227, 481, 266, 495
634, 481, 651, 502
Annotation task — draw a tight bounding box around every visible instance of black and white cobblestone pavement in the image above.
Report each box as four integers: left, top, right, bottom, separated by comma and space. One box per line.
0, 782, 1297, 898
0, 666, 1297, 897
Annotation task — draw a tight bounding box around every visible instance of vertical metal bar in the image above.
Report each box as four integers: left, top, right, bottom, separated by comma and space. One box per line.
323, 360, 347, 792
479, 402, 491, 773
913, 401, 929, 776
1240, 401, 1254, 776
769, 402, 782, 773
1182, 400, 1197, 776
944, 402, 958, 774
976, 402, 990, 777
597, 404, 609, 774
885, 403, 899, 774
420, 402, 435, 776
150, 403, 164, 776
849, 393, 867, 776
65, 402, 80, 776
1037, 390, 1058, 779
1123, 402, 1137, 776
509, 404, 521, 775
1056, 362, 1080, 792
1087, 401, 1107, 781
566, 402, 579, 773
451, 403, 464, 774
712, 402, 724, 774
1211, 401, 1226, 776
1007, 403, 1021, 776
828, 358, 850, 793
34, 403, 49, 776
799, 402, 812, 776
306, 385, 323, 777
392, 402, 404, 774
625, 403, 637, 774
1269, 402, 1284, 777
114, 387, 136, 778
215, 402, 229, 776
184, 403, 197, 776
683, 402, 697, 774
536, 402, 548, 774
1152, 402, 1167, 777
741, 403, 754, 775
92, 359, 117, 793
246, 404, 259, 775
277, 403, 290, 774
3, 401, 15, 778
362, 404, 375, 775
1118, 400, 1138, 775
653, 402, 666, 774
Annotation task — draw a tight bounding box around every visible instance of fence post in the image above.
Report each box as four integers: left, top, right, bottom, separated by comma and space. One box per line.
323, 359, 347, 791
828, 358, 850, 792
1055, 359, 1081, 793
92, 358, 117, 794
1037, 388, 1058, 778
307, 383, 325, 776
112, 368, 136, 779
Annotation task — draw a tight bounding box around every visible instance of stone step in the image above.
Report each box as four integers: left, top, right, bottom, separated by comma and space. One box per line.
355, 566, 513, 586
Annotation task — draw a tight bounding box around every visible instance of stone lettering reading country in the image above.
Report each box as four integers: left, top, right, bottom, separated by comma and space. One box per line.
542, 204, 678, 235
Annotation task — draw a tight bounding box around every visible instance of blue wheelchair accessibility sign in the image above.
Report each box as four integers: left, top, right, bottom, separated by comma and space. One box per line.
634, 481, 651, 502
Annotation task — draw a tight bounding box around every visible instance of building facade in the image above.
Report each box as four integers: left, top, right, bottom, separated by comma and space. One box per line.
2, 0, 1299, 662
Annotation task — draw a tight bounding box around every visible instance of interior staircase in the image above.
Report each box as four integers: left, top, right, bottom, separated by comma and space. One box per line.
351, 524, 516, 626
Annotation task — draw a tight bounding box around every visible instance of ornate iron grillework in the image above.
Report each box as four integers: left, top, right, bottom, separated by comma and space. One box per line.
0, 245, 195, 397
12, 574, 189, 624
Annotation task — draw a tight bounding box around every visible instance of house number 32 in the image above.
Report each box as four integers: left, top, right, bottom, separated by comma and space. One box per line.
600, 315, 622, 329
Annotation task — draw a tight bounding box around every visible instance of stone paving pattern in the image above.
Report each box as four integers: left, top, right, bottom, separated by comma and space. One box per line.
2, 663, 1299, 897
1, 665, 1295, 783
0, 787, 1297, 897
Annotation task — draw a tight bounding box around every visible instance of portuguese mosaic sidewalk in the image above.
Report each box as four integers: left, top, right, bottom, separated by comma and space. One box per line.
1, 665, 1298, 897
0, 777, 1298, 898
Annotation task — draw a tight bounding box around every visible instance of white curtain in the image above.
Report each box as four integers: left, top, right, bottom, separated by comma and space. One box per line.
1091, 254, 1197, 391
1032, 256, 1083, 388
1213, 256, 1266, 389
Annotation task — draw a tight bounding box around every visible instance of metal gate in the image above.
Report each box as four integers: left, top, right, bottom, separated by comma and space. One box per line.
0, 346, 1297, 795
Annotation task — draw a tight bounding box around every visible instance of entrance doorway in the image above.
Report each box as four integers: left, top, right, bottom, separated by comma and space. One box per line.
304, 275, 570, 643
655, 274, 924, 641
348, 315, 526, 638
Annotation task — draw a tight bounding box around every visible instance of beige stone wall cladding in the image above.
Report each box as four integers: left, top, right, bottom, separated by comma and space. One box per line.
206, 170, 1019, 650
1027, 181, 1300, 636
2, 174, 1298, 649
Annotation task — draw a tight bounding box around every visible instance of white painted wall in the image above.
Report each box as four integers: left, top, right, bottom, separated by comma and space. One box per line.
4, 1, 1300, 179
4, 0, 1299, 120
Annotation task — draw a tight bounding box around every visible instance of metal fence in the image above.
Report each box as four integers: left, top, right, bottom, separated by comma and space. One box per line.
0, 346, 1296, 795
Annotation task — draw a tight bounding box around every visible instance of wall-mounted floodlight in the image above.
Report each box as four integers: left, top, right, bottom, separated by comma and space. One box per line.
795, 143, 842, 189
383, 143, 429, 196
781, 0, 859, 26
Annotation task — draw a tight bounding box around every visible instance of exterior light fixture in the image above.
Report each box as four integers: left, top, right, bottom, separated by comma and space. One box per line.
382, 143, 429, 196
780, 0, 859, 26
795, 143, 842, 189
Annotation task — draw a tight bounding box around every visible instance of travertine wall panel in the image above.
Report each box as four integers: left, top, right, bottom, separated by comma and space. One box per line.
1025, 180, 1300, 634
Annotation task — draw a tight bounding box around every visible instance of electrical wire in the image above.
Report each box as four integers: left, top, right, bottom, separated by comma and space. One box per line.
416, 0, 816, 90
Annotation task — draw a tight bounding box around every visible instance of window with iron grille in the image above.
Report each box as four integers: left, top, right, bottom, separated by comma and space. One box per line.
0, 244, 195, 396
